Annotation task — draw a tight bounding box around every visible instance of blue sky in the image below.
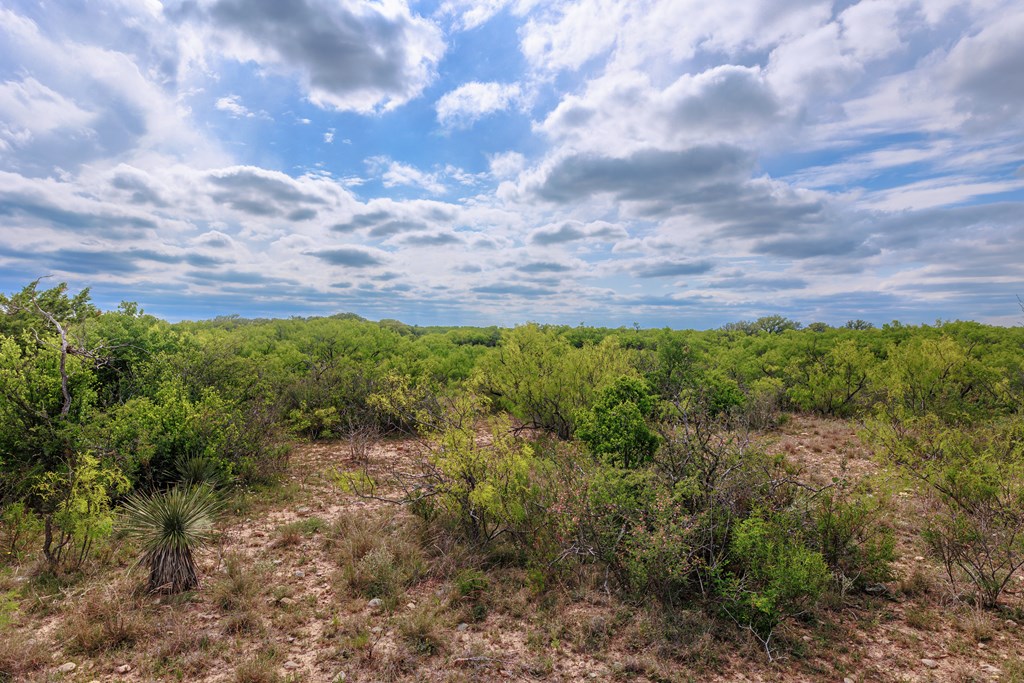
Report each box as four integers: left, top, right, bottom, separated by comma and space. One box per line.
1, 0, 1022, 327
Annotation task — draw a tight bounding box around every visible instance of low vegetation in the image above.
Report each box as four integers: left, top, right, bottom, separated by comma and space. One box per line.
2, 279, 1024, 681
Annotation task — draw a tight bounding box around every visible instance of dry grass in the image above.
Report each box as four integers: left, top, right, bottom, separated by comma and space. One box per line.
0, 628, 49, 681
330, 512, 425, 608
149, 618, 219, 679
397, 601, 449, 656
211, 551, 265, 611
5, 420, 1024, 683
57, 578, 151, 655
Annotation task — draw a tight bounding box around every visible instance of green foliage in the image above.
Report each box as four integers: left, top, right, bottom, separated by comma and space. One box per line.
0, 502, 42, 562
879, 336, 989, 420
35, 452, 130, 569
720, 513, 829, 644
787, 339, 875, 417
109, 378, 282, 488
803, 476, 895, 589
477, 323, 634, 438
870, 411, 1024, 606
121, 485, 221, 593
576, 376, 659, 468
422, 399, 554, 546
286, 401, 340, 439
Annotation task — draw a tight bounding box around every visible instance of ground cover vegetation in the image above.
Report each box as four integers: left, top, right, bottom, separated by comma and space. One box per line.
2, 279, 1024, 681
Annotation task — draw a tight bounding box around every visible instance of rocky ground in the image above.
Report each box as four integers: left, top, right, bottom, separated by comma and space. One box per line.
3, 416, 1024, 682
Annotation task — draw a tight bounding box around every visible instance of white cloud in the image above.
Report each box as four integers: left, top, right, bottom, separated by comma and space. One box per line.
367, 156, 447, 194
0, 77, 95, 148
489, 151, 527, 179
436, 81, 522, 128
539, 66, 783, 156
176, 0, 447, 113
214, 94, 253, 117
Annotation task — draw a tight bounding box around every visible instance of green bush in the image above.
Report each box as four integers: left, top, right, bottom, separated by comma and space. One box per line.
804, 477, 895, 590
719, 513, 829, 648
477, 324, 634, 438
403, 395, 556, 548
576, 376, 659, 468
870, 411, 1024, 607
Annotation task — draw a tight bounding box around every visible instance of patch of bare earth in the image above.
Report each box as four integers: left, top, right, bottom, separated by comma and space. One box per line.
4, 418, 1024, 682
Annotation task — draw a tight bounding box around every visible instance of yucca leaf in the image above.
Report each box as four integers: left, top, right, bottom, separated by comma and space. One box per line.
121, 485, 221, 592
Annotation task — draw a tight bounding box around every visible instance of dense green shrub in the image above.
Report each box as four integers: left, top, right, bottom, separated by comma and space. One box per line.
718, 513, 830, 649
477, 323, 634, 438
803, 477, 895, 590
870, 411, 1024, 606
576, 376, 659, 469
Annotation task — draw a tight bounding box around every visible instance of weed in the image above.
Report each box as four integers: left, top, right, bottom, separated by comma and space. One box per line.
0, 629, 48, 681
899, 567, 934, 597
59, 580, 149, 654
234, 649, 283, 683
1002, 657, 1024, 682
272, 517, 326, 548
332, 513, 424, 603
211, 552, 263, 611
904, 606, 937, 631
223, 608, 264, 635
151, 621, 217, 680
398, 602, 448, 656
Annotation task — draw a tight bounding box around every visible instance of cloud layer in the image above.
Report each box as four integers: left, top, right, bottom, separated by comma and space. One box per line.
0, 0, 1021, 327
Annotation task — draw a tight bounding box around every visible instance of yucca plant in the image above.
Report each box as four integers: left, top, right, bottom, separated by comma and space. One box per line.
121, 486, 220, 593
175, 455, 228, 489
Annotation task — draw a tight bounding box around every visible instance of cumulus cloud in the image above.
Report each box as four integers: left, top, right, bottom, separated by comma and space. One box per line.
436, 81, 522, 128
529, 220, 627, 245
539, 66, 783, 154
173, 0, 446, 113
214, 94, 253, 117
368, 157, 447, 194
308, 246, 388, 267
527, 146, 752, 206
631, 259, 713, 278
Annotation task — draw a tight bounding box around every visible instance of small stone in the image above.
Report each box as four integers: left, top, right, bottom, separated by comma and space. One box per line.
296, 506, 311, 514
272, 559, 283, 565
921, 658, 939, 669
914, 556, 925, 561
294, 570, 305, 578
115, 664, 132, 674
844, 678, 855, 683
589, 674, 599, 679
57, 662, 77, 674
332, 673, 347, 683
280, 597, 296, 606
367, 597, 383, 610
1006, 619, 1018, 628
456, 623, 469, 632
802, 635, 811, 642
406, 602, 416, 609
283, 660, 299, 670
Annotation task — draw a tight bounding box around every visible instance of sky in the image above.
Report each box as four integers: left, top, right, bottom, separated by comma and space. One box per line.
0, 0, 1023, 328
